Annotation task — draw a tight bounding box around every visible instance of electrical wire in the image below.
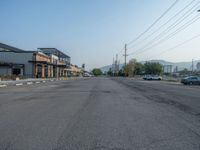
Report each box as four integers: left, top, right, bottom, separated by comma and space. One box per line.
148, 34, 200, 60
128, 13, 200, 56
128, 1, 200, 53
127, 0, 197, 49
127, 0, 179, 46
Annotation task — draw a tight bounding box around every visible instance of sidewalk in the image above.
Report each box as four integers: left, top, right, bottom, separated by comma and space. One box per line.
0, 77, 84, 88
0, 78, 60, 88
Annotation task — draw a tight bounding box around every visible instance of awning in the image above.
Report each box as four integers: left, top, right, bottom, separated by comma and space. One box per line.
0, 61, 24, 67
29, 60, 52, 65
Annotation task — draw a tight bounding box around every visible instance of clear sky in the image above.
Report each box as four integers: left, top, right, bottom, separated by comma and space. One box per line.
0, 0, 200, 70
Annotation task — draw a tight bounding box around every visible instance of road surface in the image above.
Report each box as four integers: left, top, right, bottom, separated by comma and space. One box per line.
0, 77, 200, 150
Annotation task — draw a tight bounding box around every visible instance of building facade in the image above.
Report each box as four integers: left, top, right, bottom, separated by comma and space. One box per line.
0, 43, 34, 77
163, 65, 173, 74
0, 43, 71, 78
196, 62, 200, 71
38, 48, 71, 77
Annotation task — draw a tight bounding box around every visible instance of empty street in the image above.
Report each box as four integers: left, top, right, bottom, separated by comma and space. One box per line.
0, 77, 200, 150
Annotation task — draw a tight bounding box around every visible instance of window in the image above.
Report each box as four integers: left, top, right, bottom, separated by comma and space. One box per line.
12, 68, 21, 75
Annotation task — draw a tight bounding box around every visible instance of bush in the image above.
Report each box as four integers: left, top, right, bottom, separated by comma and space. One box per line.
144, 62, 163, 75
92, 68, 102, 76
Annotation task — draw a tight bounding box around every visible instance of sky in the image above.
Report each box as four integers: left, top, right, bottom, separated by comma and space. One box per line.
0, 0, 200, 70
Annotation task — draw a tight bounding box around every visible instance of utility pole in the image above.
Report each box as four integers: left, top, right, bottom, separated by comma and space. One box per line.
112, 56, 115, 76
192, 59, 194, 74
116, 54, 119, 75
123, 44, 128, 77
124, 44, 128, 67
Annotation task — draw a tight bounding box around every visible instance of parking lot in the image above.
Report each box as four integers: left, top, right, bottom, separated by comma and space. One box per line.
0, 77, 200, 150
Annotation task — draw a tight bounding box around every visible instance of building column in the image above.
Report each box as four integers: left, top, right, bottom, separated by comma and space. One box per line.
50, 66, 52, 78
35, 64, 38, 78
42, 64, 45, 78
48, 65, 51, 78
57, 67, 59, 78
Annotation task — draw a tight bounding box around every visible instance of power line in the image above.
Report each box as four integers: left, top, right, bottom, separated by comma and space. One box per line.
128, 1, 200, 54
127, 0, 197, 49
127, 0, 179, 46
148, 34, 200, 59
128, 14, 200, 56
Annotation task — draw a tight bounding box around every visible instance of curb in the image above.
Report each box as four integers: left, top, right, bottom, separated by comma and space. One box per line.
27, 82, 33, 85
16, 83, 23, 86
0, 84, 7, 88
0, 77, 75, 89
0, 79, 52, 88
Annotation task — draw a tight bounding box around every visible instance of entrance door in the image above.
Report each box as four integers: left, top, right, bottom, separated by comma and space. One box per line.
37, 64, 42, 78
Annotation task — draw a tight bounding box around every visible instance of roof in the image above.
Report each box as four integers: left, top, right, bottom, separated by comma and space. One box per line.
38, 48, 70, 58
0, 43, 25, 52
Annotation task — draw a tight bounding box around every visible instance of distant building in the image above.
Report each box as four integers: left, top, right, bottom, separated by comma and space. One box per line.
163, 65, 173, 74
197, 62, 200, 71
65, 65, 83, 77
173, 66, 178, 73
38, 48, 70, 66
38, 48, 71, 77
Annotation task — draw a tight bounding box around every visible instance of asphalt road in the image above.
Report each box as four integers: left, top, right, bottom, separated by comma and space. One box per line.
0, 77, 200, 150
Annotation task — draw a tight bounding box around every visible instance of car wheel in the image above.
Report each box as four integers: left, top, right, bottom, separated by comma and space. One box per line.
189, 82, 193, 85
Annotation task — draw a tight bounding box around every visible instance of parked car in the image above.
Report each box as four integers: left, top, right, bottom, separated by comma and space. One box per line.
181, 76, 200, 85
143, 75, 162, 80
83, 72, 92, 77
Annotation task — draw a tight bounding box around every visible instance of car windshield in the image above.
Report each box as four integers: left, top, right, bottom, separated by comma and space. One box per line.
1, 1, 200, 150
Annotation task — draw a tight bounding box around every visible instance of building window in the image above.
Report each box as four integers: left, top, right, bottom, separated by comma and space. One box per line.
12, 68, 21, 75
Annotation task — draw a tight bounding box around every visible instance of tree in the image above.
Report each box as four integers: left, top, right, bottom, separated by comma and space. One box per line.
107, 68, 113, 76
144, 62, 163, 75
123, 59, 145, 77
118, 69, 125, 76
92, 68, 102, 76
124, 59, 137, 77
179, 68, 189, 75
134, 62, 144, 75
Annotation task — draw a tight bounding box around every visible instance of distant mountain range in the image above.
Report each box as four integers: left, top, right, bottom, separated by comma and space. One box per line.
100, 60, 200, 72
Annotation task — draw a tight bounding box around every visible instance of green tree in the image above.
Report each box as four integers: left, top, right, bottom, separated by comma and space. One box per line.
144, 62, 163, 75
118, 69, 125, 76
92, 68, 102, 76
179, 68, 189, 75
107, 68, 113, 76
123, 59, 144, 77
134, 62, 144, 75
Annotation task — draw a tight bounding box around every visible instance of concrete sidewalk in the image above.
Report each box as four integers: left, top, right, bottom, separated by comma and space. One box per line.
0, 78, 60, 88
0, 77, 84, 88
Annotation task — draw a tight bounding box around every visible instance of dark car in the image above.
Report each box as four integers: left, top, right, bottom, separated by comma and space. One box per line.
181, 76, 200, 85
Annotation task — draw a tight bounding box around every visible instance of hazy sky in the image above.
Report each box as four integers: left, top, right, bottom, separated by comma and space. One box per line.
0, 0, 200, 70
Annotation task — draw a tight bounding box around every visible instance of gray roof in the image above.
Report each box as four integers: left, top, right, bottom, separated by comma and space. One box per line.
38, 48, 70, 58
0, 43, 25, 52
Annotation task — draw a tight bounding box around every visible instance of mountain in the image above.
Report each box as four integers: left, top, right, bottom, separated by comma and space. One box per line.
100, 64, 124, 73
100, 60, 200, 72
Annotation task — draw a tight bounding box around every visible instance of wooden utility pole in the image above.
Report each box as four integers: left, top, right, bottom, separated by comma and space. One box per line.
123, 44, 128, 76
124, 44, 128, 67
